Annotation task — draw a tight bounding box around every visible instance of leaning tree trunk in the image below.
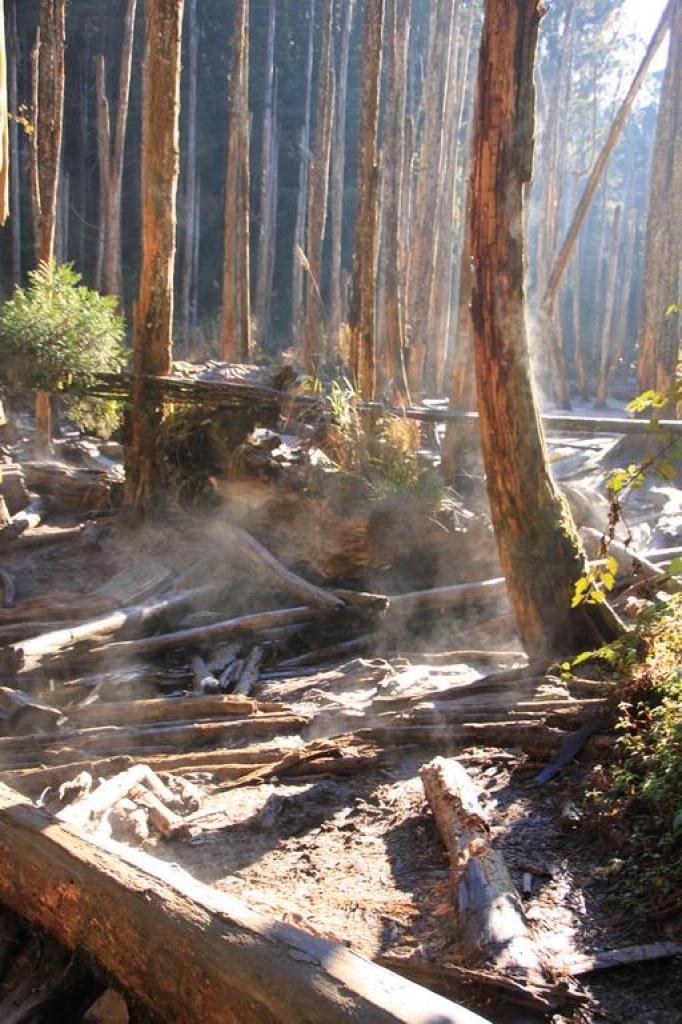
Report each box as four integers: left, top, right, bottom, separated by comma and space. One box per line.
222, 0, 251, 362
28, 0, 66, 450
348, 0, 384, 400
637, 0, 682, 409
469, 0, 622, 662
124, 0, 184, 520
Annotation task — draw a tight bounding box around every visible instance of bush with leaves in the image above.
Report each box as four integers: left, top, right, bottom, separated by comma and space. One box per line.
0, 260, 126, 397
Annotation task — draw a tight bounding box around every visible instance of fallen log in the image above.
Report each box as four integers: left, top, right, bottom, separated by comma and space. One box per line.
558, 942, 682, 977
0, 781, 493, 1024
533, 718, 607, 785
386, 578, 507, 617
227, 525, 345, 611
62, 693, 282, 730
420, 757, 545, 981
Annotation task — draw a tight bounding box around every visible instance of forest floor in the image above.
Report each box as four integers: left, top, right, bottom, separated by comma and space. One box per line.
0, 408, 681, 1024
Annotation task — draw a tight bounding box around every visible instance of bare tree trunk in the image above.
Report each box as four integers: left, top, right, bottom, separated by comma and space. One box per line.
469, 0, 622, 662
595, 204, 622, 407
348, 0, 384, 399
329, 0, 355, 360
29, 0, 65, 266
0, 0, 9, 226
302, 0, 334, 372
637, 0, 682, 407
179, 0, 198, 345
542, 1, 672, 315
8, 0, 20, 286
377, 0, 410, 403
222, 0, 251, 362
124, 0, 184, 520
609, 208, 638, 395
28, 0, 66, 451
254, 0, 277, 349
405, 0, 455, 396
291, 0, 315, 349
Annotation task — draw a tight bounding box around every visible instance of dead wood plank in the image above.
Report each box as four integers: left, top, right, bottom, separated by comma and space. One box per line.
0, 713, 309, 771
57, 764, 176, 828
99, 605, 323, 658
62, 694, 283, 730
0, 781, 493, 1024
534, 719, 606, 785
11, 586, 213, 673
421, 757, 545, 981
558, 942, 682, 976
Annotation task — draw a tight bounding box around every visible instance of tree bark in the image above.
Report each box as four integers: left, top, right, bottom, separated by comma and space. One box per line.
302, 0, 334, 372
291, 0, 316, 348
469, 0, 622, 662
254, 0, 277, 349
595, 204, 622, 407
7, 0, 20, 286
329, 0, 355, 360
377, 0, 410, 403
636, 0, 682, 407
0, 0, 9, 226
29, 0, 65, 266
348, 0, 384, 399
123, 0, 184, 519
0, 782, 491, 1024
179, 0, 199, 344
222, 0, 251, 362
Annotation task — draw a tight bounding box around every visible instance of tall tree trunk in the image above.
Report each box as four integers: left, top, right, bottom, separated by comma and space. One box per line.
609, 207, 638, 395
124, 0, 184, 520
405, 0, 455, 396
469, 0, 621, 662
8, 0, 20, 286
29, 0, 65, 266
0, 0, 9, 226
329, 0, 355, 360
542, 1, 672, 315
28, 0, 66, 450
222, 0, 251, 362
179, 0, 199, 344
302, 0, 334, 372
377, 0, 410, 403
637, 0, 682, 407
97, 0, 137, 299
595, 204, 622, 407
291, 0, 315, 349
348, 0, 384, 399
254, 0, 277, 349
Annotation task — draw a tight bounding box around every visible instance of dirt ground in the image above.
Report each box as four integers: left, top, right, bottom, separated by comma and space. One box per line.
1, 424, 681, 1024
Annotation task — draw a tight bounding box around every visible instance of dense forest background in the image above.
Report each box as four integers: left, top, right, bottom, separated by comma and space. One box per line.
0, 0, 666, 404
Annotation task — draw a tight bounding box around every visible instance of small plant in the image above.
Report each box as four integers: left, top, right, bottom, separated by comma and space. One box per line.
0, 260, 125, 391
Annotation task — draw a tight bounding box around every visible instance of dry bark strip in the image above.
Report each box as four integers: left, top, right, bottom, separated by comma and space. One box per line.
0, 781, 493, 1024
420, 757, 546, 981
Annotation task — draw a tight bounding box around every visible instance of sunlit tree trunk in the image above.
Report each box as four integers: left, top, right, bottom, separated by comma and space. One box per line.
348, 0, 383, 399
179, 0, 199, 344
329, 0, 355, 360
469, 0, 621, 662
595, 204, 622, 407
254, 0, 277, 349
222, 0, 251, 362
405, 0, 455, 396
637, 0, 682, 408
28, 0, 66, 449
302, 0, 334, 372
377, 0, 410, 403
292, 0, 315, 348
124, 0, 184, 519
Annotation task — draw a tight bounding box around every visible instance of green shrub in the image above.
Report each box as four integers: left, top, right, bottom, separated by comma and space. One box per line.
0, 260, 126, 394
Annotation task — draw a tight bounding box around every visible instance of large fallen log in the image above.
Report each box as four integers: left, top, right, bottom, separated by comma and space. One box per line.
0, 781, 492, 1024
421, 757, 545, 982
